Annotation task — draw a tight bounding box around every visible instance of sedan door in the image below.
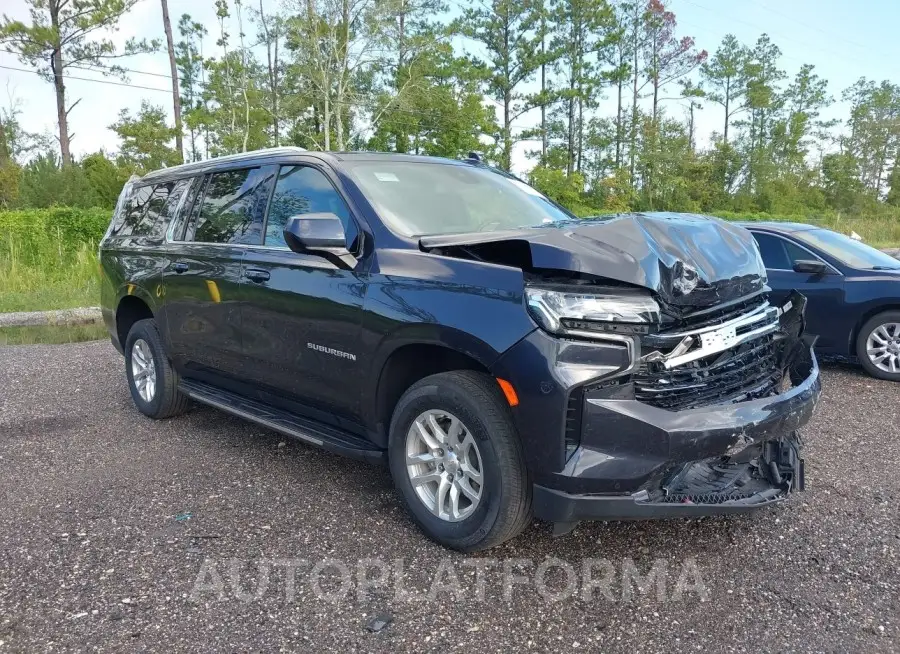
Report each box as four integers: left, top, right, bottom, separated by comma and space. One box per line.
238, 164, 369, 424
752, 231, 846, 350
163, 166, 277, 377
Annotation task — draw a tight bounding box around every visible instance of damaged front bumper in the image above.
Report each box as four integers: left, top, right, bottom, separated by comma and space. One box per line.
492, 292, 822, 526
532, 345, 818, 523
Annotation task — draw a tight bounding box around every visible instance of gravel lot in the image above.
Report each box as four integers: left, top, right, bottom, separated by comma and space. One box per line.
1, 341, 898, 653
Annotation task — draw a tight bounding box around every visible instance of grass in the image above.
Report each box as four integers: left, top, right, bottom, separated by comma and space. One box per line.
714, 212, 900, 248
0, 323, 108, 346
0, 237, 100, 313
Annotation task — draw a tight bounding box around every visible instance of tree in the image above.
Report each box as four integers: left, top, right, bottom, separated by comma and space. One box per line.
642, 0, 706, 122
777, 64, 832, 175
160, 0, 183, 162
0, 0, 157, 165
254, 0, 285, 146
701, 34, 749, 145
547, 0, 615, 175
110, 101, 181, 172
456, 0, 545, 170
176, 14, 208, 161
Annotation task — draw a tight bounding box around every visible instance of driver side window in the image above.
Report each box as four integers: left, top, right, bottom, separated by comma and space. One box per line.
264, 165, 357, 250
753, 233, 820, 270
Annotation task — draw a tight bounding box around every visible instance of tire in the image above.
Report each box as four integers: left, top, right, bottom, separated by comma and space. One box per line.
856, 311, 900, 382
124, 318, 191, 419
388, 371, 532, 551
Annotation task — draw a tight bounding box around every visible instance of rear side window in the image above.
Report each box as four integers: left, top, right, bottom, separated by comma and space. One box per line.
187, 167, 276, 245
114, 185, 153, 236
265, 165, 357, 250
145, 178, 190, 237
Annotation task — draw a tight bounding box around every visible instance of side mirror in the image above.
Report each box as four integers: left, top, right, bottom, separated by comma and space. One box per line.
793, 259, 828, 275
284, 213, 346, 251
283, 213, 356, 268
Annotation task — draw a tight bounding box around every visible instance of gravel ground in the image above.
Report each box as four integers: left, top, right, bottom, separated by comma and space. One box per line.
0, 341, 898, 653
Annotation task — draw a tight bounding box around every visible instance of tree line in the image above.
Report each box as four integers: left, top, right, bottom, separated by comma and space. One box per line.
1, 0, 899, 219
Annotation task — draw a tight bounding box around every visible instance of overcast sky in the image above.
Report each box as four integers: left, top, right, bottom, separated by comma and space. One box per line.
2, 0, 900, 174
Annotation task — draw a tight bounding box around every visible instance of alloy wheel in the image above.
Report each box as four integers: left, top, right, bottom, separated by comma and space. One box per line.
405, 410, 483, 522
866, 322, 900, 374
131, 338, 157, 402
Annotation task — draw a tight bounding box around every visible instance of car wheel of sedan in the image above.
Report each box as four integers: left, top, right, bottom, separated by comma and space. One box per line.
124, 318, 191, 418
857, 311, 900, 381
388, 371, 532, 551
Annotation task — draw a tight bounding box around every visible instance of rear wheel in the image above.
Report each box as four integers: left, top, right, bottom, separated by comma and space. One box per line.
857, 311, 900, 381
124, 318, 191, 418
389, 371, 532, 551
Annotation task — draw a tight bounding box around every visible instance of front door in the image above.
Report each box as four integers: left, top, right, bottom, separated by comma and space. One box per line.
753, 232, 845, 350
238, 163, 369, 423
163, 166, 277, 377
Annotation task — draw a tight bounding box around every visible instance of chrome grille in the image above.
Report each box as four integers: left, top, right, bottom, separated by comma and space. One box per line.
635, 299, 782, 411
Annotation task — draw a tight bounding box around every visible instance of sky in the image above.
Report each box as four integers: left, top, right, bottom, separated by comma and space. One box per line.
2, 0, 900, 175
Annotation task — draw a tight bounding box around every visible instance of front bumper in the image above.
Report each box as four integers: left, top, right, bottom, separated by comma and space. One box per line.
532, 344, 819, 522
492, 308, 821, 523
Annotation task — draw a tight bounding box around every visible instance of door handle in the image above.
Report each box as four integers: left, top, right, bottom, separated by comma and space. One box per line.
173, 262, 189, 273
244, 268, 270, 283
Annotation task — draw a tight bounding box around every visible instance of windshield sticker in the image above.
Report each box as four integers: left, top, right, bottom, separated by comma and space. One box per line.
374, 172, 399, 182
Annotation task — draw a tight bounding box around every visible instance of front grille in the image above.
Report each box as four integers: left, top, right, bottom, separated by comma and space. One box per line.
634, 299, 782, 411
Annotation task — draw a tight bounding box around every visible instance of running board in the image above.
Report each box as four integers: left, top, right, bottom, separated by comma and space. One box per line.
179, 378, 385, 463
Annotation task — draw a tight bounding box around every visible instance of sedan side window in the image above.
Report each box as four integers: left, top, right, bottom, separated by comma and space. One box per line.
752, 233, 791, 270
188, 167, 276, 245
264, 165, 358, 251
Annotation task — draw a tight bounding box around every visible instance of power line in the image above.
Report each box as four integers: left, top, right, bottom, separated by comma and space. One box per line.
0, 63, 172, 94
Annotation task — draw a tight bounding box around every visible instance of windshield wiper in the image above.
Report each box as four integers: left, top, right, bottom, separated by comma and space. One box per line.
871, 265, 900, 270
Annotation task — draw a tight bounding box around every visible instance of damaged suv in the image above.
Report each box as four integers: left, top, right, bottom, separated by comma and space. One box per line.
100, 148, 821, 551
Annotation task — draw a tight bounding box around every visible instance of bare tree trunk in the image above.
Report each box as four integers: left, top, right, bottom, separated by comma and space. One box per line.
541, 19, 547, 160
323, 95, 331, 150
49, 0, 71, 165
259, 0, 279, 146
723, 77, 730, 146
0, 112, 8, 163
160, 0, 183, 162
615, 72, 623, 167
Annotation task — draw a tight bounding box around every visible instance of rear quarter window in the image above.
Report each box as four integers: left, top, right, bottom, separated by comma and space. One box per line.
114, 185, 153, 237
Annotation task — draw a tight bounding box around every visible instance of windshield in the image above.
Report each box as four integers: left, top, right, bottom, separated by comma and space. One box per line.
793, 228, 900, 270
346, 161, 574, 237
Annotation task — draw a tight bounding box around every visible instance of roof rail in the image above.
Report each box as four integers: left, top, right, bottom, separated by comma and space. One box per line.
141, 146, 308, 181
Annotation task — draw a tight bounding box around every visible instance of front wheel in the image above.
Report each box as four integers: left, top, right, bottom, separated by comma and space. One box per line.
856, 311, 900, 381
388, 371, 532, 551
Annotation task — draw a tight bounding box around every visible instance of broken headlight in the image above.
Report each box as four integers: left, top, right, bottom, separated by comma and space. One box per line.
525, 286, 660, 337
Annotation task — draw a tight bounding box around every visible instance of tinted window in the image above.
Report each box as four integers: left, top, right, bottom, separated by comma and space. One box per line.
753, 233, 791, 269
782, 240, 812, 267
115, 185, 153, 236
264, 165, 357, 249
171, 176, 204, 241
188, 167, 275, 245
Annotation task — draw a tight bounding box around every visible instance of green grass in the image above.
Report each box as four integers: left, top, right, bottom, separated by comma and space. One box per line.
0, 323, 108, 345
713, 212, 900, 248
0, 237, 100, 313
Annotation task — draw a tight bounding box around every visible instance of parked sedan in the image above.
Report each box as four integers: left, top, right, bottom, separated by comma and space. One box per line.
742, 222, 900, 381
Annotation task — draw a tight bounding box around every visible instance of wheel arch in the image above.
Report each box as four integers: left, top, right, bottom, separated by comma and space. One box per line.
366, 333, 503, 448
115, 290, 156, 352
849, 304, 900, 355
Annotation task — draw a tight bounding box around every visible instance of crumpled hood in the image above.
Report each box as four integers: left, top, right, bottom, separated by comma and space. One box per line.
419, 212, 767, 310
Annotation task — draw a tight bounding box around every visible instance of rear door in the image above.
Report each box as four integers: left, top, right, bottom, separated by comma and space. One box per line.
752, 231, 845, 349
163, 166, 277, 377
238, 163, 369, 423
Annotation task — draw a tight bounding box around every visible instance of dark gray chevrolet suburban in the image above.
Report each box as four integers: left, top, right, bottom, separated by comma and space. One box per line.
99, 147, 821, 551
